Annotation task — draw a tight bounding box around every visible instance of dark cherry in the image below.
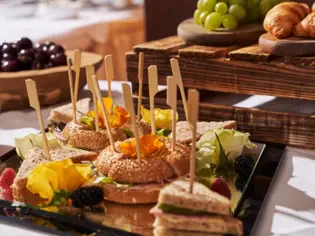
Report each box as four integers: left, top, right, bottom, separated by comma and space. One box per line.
16, 37, 33, 51
44, 41, 55, 48
50, 53, 66, 66
18, 49, 35, 62
2, 53, 15, 61
32, 61, 45, 70
48, 45, 65, 55
34, 43, 48, 53
1, 43, 17, 56
1, 60, 19, 72
35, 50, 49, 64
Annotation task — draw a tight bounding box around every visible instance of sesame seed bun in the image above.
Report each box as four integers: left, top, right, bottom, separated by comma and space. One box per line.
95, 138, 190, 204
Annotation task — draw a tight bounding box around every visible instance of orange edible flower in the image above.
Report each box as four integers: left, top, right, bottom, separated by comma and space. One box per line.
120, 134, 164, 158
88, 97, 130, 128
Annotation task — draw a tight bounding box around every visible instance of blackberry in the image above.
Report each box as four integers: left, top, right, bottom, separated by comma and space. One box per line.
235, 176, 247, 192
234, 155, 255, 179
71, 186, 103, 208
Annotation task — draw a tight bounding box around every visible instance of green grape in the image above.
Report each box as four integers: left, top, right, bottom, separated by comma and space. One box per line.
246, 0, 259, 8
199, 11, 210, 26
215, 2, 228, 15
205, 12, 222, 30
270, 0, 279, 7
218, 0, 228, 2
222, 14, 238, 29
194, 9, 203, 24
202, 0, 217, 12
229, 0, 244, 6
197, 0, 204, 10
259, 0, 272, 16
229, 5, 246, 21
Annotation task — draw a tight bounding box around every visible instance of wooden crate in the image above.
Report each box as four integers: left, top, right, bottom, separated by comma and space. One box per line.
127, 36, 315, 148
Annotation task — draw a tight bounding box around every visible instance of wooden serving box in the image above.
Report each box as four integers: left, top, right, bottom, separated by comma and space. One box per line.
126, 36, 315, 149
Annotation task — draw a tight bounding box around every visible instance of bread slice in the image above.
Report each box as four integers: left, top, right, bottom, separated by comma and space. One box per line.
172, 121, 237, 144
12, 146, 97, 205
156, 179, 231, 216
152, 209, 243, 236
48, 98, 91, 123
154, 227, 224, 236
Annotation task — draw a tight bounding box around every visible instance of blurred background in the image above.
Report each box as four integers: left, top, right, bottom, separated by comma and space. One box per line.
0, 0, 145, 81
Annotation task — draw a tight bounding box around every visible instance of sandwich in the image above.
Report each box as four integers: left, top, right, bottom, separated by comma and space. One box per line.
173, 121, 237, 144
59, 97, 151, 151
12, 146, 97, 205
94, 135, 190, 204
48, 98, 91, 129
150, 179, 243, 236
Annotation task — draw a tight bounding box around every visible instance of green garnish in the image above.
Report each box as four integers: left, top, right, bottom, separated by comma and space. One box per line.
122, 128, 134, 138
94, 176, 134, 188
80, 114, 95, 129
48, 190, 72, 207
158, 204, 210, 216
156, 129, 172, 137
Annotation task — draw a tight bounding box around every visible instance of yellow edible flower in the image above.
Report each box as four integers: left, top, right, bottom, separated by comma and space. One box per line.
26, 159, 92, 203
89, 97, 130, 128
120, 134, 164, 158
141, 106, 177, 130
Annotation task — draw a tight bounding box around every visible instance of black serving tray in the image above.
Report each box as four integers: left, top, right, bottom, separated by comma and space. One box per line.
0, 143, 285, 236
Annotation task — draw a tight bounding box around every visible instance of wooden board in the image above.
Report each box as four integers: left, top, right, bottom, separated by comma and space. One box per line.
178, 18, 265, 46
0, 51, 103, 111
179, 45, 240, 59
259, 33, 315, 57
133, 93, 315, 149
229, 45, 274, 62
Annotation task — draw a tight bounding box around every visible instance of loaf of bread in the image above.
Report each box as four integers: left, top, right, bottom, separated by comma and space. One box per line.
263, 2, 311, 39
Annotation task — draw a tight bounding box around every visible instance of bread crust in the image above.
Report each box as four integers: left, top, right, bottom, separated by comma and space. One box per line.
294, 12, 315, 38
96, 138, 190, 184
264, 2, 311, 39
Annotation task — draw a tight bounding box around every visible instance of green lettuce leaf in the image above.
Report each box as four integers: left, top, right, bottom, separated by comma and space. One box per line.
80, 114, 95, 129
156, 129, 172, 137
15, 132, 60, 159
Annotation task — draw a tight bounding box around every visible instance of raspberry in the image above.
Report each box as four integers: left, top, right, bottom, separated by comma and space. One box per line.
210, 177, 231, 199
0, 168, 16, 190
2, 188, 13, 201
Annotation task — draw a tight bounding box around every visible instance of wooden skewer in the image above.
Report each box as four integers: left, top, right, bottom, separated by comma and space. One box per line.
167, 76, 177, 152
104, 55, 114, 98
66, 57, 75, 121
25, 79, 51, 160
91, 75, 116, 152
122, 83, 141, 161
137, 52, 144, 122
148, 65, 158, 134
73, 50, 81, 123
187, 89, 199, 194
86, 65, 100, 132
170, 58, 189, 122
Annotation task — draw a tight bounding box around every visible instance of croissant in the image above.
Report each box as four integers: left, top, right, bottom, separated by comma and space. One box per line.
263, 2, 311, 39
294, 12, 315, 38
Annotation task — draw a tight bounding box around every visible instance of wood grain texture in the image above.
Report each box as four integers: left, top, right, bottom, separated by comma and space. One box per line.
284, 56, 315, 67
126, 50, 315, 100
229, 45, 273, 62
135, 95, 315, 149
178, 18, 265, 46
259, 33, 315, 57
179, 45, 241, 58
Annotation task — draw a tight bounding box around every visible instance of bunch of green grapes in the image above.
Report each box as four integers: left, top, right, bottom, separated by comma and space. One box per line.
194, 0, 287, 31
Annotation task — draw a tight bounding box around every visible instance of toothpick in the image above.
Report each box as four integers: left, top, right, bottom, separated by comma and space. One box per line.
86, 65, 100, 132
122, 83, 141, 161
25, 79, 51, 160
91, 75, 115, 152
167, 76, 177, 152
66, 57, 75, 121
148, 65, 158, 134
137, 52, 144, 122
104, 55, 113, 98
170, 58, 189, 122
188, 89, 199, 194
73, 50, 81, 123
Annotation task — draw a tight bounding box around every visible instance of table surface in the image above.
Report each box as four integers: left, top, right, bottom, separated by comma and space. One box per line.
1, 81, 315, 235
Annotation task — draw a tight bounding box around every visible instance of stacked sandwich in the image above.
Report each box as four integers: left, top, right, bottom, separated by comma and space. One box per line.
150, 179, 243, 236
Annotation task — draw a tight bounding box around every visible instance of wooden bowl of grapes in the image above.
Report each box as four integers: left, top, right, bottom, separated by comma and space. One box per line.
0, 38, 103, 111
178, 0, 268, 46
